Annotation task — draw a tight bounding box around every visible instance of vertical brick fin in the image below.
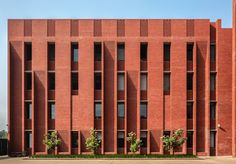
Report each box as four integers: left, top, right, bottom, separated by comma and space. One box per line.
47, 20, 55, 37
24, 20, 32, 36
70, 20, 79, 37
186, 20, 194, 37
117, 20, 125, 37
94, 20, 102, 37
140, 19, 148, 37
163, 19, 171, 37
233, 0, 236, 157
210, 24, 216, 43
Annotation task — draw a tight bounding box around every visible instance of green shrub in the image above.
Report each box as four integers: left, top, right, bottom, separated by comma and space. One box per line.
127, 132, 142, 153
43, 131, 61, 152
85, 128, 101, 154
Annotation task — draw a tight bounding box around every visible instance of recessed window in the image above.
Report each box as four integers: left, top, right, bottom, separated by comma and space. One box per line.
117, 131, 125, 148
210, 131, 216, 148
140, 131, 147, 148
71, 43, 78, 62
71, 131, 78, 148
210, 73, 216, 91
140, 73, 147, 91
48, 102, 55, 119
95, 102, 101, 119
164, 43, 171, 62
187, 131, 193, 148
118, 102, 125, 118
187, 43, 193, 61
25, 72, 32, 90
25, 42, 32, 61
25, 102, 32, 119
71, 72, 78, 90
210, 102, 216, 120
118, 73, 124, 91
163, 131, 170, 136
94, 73, 102, 90
117, 43, 125, 61
187, 102, 193, 119
48, 72, 55, 90
25, 131, 32, 148
164, 73, 170, 92
187, 73, 193, 90
48, 42, 55, 61
140, 102, 147, 119
210, 44, 216, 62
94, 43, 102, 61
140, 43, 148, 61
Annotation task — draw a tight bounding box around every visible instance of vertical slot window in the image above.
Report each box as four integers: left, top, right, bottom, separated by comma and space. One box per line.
71, 43, 78, 62
117, 43, 125, 61
48, 72, 55, 90
187, 43, 194, 61
118, 102, 125, 118
71, 72, 78, 90
71, 131, 78, 148
117, 131, 125, 148
118, 73, 124, 91
48, 102, 55, 119
164, 43, 171, 61
140, 102, 147, 119
48, 42, 55, 61
25, 42, 32, 61
140, 43, 148, 61
94, 43, 102, 61
25, 72, 32, 90
95, 102, 102, 119
94, 73, 102, 90
164, 73, 170, 92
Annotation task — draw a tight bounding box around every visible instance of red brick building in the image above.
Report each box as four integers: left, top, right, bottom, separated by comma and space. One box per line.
8, 0, 236, 156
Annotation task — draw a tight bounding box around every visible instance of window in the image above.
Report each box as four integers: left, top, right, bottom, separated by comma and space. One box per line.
71, 72, 78, 90
48, 72, 55, 90
187, 102, 193, 119
95, 102, 101, 119
71, 43, 78, 62
48, 102, 55, 119
164, 43, 171, 61
96, 131, 102, 146
25, 132, 32, 148
94, 73, 102, 90
140, 43, 148, 61
210, 102, 216, 120
118, 102, 125, 118
25, 72, 32, 90
48, 42, 55, 61
210, 73, 216, 91
164, 73, 170, 92
25, 42, 32, 61
187, 73, 193, 90
187, 43, 194, 61
140, 102, 147, 119
117, 43, 125, 61
140, 73, 147, 91
118, 73, 124, 91
210, 44, 216, 62
94, 43, 102, 61
71, 131, 78, 148
25, 102, 32, 119
163, 131, 170, 136
140, 131, 147, 147
187, 131, 193, 148
117, 131, 125, 148
210, 131, 216, 148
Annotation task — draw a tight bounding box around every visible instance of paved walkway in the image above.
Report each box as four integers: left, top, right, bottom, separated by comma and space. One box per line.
0, 156, 236, 164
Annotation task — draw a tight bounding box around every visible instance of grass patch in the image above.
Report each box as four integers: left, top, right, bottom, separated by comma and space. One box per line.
30, 154, 197, 159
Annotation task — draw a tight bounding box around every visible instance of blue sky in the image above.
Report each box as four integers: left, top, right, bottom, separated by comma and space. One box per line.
0, 0, 233, 130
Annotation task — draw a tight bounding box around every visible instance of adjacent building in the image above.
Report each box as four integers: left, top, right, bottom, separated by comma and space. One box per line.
8, 0, 236, 156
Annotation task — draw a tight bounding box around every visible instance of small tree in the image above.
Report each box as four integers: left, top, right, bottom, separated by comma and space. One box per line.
85, 128, 101, 154
127, 132, 142, 153
43, 131, 61, 153
161, 129, 187, 155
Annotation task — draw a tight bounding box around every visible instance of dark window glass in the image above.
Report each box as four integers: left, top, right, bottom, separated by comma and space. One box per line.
25, 132, 32, 148
48, 102, 55, 119
164, 73, 170, 92
210, 102, 216, 120
94, 73, 101, 90
26, 72, 32, 90
25, 102, 32, 119
210, 131, 216, 148
71, 131, 78, 148
164, 43, 171, 61
140, 131, 147, 148
210, 44, 216, 62
187, 43, 193, 61
118, 103, 125, 118
96, 131, 102, 147
163, 131, 170, 136
71, 43, 78, 62
25, 42, 32, 61
117, 131, 125, 148
187, 73, 193, 90
118, 73, 124, 91
94, 43, 102, 61
210, 73, 216, 91
48, 42, 55, 61
140, 102, 147, 119
117, 43, 125, 61
187, 131, 193, 148
71, 72, 78, 90
140, 73, 147, 91
140, 43, 148, 61
95, 102, 101, 119
48, 73, 55, 90
187, 102, 193, 119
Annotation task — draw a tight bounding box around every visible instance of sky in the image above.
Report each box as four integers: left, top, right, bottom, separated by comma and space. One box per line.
0, 0, 233, 131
